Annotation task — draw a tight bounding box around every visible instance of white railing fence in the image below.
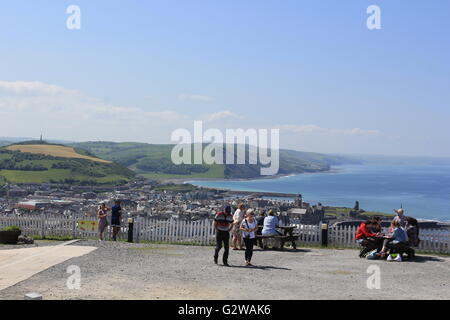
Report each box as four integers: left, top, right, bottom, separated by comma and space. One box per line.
1, 215, 449, 254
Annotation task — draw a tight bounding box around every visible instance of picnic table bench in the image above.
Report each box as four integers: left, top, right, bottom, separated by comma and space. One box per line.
256, 226, 299, 250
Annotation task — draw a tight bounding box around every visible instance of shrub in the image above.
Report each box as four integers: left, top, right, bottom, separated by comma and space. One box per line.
1, 226, 21, 232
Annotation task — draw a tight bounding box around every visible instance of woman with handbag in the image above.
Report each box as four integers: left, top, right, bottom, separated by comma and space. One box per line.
240, 209, 258, 266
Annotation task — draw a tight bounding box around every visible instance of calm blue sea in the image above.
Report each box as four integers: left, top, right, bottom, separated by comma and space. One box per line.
189, 165, 450, 222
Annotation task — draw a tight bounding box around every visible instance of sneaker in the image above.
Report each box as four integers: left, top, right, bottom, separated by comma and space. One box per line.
387, 254, 394, 261
214, 258, 218, 264
377, 252, 387, 259
394, 254, 402, 262
223, 262, 230, 267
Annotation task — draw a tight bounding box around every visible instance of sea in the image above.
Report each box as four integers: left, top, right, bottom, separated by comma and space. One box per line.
189, 164, 450, 222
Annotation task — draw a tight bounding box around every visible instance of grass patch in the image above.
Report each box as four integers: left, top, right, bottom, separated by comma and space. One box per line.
5, 144, 110, 163
31, 235, 76, 241
140, 165, 225, 181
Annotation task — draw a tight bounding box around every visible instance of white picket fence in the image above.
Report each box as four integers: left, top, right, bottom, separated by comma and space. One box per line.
1, 215, 449, 254
326, 225, 450, 254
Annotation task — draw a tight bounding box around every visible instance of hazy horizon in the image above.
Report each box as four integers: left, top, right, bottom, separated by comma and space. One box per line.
1, 1, 449, 157
3, 136, 450, 162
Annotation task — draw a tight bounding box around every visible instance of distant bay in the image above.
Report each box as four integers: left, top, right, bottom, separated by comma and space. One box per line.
189, 164, 450, 222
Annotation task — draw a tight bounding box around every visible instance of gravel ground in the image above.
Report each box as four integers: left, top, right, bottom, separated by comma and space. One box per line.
1, 240, 449, 300
0, 240, 63, 250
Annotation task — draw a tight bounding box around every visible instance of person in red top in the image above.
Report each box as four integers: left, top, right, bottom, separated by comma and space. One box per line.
356, 221, 377, 240
213, 206, 234, 266
356, 220, 383, 258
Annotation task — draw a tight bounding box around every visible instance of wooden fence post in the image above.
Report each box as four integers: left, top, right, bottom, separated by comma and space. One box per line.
40, 213, 46, 238
72, 217, 76, 239
127, 217, 134, 243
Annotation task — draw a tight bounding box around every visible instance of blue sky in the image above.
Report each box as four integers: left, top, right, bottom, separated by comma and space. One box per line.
0, 0, 449, 157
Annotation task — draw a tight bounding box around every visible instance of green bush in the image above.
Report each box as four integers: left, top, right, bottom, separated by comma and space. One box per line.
1, 225, 21, 232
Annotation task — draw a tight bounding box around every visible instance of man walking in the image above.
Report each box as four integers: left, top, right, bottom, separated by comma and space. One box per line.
213, 205, 234, 266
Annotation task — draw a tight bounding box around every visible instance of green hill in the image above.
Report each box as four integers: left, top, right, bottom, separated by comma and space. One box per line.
72, 141, 358, 180
0, 142, 135, 185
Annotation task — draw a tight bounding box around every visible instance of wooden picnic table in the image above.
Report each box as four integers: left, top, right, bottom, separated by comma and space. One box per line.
256, 225, 298, 250
277, 226, 296, 236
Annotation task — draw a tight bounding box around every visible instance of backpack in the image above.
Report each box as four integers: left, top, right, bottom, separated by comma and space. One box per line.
366, 249, 378, 260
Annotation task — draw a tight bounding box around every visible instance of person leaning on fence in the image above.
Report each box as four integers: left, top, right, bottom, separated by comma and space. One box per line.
213, 205, 234, 266
97, 203, 110, 241
111, 200, 122, 241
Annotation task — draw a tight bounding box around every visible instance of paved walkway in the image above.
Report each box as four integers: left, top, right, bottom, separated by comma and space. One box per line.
0, 242, 97, 291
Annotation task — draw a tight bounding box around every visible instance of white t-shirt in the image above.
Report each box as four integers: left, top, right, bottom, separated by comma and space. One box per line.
233, 209, 244, 223
241, 219, 257, 239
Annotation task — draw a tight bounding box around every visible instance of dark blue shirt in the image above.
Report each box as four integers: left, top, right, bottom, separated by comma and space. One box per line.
111, 205, 122, 219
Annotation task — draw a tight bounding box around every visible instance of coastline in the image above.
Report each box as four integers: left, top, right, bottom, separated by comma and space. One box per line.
164, 167, 344, 185
158, 164, 450, 224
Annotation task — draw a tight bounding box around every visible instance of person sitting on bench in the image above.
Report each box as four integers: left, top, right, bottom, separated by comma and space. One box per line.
260, 210, 282, 249
389, 217, 420, 260
262, 210, 282, 236
378, 220, 408, 259
356, 220, 382, 258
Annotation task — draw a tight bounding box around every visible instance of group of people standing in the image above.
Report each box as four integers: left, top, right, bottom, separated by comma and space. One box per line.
213, 203, 283, 267
97, 200, 123, 241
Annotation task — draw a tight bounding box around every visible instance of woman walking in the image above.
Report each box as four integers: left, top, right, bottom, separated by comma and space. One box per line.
232, 203, 246, 250
97, 203, 110, 241
240, 209, 258, 266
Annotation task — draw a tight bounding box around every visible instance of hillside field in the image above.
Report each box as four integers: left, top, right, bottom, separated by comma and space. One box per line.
72, 141, 358, 180
0, 142, 134, 185
5, 144, 110, 163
